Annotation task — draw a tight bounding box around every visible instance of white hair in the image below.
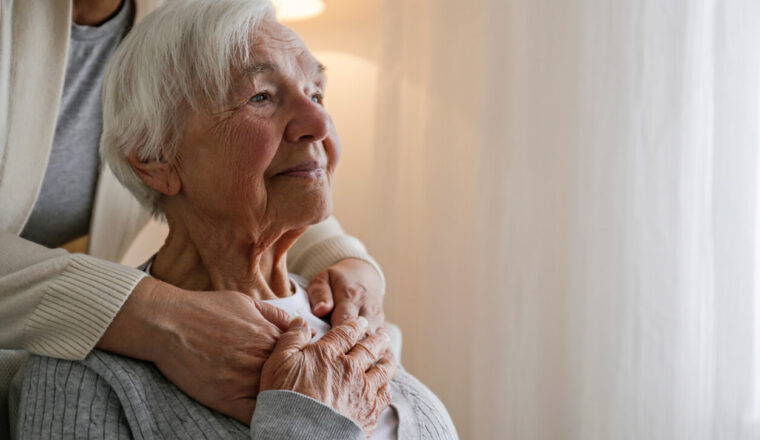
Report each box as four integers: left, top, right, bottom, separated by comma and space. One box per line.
100, 0, 276, 215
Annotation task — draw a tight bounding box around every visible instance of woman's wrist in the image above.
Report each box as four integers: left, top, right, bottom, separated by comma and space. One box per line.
96, 276, 176, 363
100, 279, 291, 423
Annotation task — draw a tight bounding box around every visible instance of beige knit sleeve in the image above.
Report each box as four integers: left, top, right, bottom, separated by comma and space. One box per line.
0, 230, 145, 360
287, 216, 386, 294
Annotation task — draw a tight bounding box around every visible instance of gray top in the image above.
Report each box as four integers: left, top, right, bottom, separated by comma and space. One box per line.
12, 276, 457, 439
20, 0, 133, 248
15, 352, 363, 440
13, 351, 457, 439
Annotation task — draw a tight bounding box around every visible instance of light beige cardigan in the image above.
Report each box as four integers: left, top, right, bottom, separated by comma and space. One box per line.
0, 0, 381, 372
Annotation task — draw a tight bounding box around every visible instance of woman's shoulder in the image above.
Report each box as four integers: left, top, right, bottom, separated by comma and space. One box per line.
390, 368, 459, 440
19, 353, 108, 396
17, 352, 157, 414
21, 350, 162, 397
16, 353, 130, 438
18, 352, 246, 439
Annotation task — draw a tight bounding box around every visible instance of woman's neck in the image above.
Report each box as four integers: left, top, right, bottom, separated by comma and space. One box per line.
150, 213, 303, 300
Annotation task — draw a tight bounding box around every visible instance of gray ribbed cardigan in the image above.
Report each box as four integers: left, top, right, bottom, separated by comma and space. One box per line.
13, 351, 457, 439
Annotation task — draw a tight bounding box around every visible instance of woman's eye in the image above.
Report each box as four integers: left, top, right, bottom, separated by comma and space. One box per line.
311, 93, 323, 104
250, 92, 269, 103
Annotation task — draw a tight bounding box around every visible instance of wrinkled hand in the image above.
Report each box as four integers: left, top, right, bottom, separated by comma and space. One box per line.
261, 316, 396, 437
99, 278, 291, 425
307, 258, 385, 332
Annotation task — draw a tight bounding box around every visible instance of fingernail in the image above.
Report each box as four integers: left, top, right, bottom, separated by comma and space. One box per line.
291, 317, 305, 328
358, 316, 368, 328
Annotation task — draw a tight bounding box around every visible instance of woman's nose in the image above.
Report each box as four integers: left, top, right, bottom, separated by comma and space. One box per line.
285, 96, 330, 144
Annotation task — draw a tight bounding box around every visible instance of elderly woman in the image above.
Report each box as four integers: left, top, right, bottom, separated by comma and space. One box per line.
12, 0, 457, 438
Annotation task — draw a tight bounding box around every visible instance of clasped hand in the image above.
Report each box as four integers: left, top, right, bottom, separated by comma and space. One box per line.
261, 316, 396, 437
106, 258, 391, 429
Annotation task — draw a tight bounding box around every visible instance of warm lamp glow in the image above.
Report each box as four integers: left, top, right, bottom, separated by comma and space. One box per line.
274, 0, 326, 22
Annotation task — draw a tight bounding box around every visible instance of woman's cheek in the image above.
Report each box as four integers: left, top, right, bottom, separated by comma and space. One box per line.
226, 120, 279, 174
326, 140, 341, 172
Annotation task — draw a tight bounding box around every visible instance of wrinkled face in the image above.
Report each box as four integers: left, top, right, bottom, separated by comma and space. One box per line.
174, 21, 339, 240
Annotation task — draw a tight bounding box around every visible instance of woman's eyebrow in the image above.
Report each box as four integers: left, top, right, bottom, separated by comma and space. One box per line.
243, 63, 278, 75
239, 61, 325, 82
315, 62, 327, 84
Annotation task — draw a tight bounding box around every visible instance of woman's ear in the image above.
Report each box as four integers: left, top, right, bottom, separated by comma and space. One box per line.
128, 149, 181, 196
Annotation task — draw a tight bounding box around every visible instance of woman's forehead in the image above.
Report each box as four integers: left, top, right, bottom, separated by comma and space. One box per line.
249, 22, 322, 79
240, 59, 325, 82
255, 21, 301, 49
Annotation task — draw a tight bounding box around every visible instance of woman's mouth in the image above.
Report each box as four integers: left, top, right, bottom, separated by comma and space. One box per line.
275, 161, 326, 180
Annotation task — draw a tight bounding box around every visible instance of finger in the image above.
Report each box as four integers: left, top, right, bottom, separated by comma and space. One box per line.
254, 300, 291, 332
346, 331, 391, 370
330, 282, 365, 327
366, 352, 397, 389
315, 316, 368, 354
272, 317, 312, 356
331, 300, 360, 327
376, 383, 393, 411
358, 302, 384, 333
306, 270, 334, 317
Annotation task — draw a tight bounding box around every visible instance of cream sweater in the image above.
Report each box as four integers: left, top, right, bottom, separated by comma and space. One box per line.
0, 0, 382, 433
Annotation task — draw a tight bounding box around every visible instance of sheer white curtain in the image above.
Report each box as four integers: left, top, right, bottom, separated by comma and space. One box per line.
364, 0, 760, 438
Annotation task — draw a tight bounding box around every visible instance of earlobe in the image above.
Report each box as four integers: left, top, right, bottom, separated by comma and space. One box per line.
127, 149, 181, 196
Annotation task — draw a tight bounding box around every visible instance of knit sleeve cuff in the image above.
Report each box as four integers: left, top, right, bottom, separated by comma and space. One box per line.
24, 254, 146, 360
251, 390, 363, 440
288, 235, 386, 295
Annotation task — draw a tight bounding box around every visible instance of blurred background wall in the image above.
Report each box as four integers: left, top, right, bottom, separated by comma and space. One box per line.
123, 0, 760, 439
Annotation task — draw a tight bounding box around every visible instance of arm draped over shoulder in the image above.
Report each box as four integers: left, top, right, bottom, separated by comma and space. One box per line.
0, 215, 382, 360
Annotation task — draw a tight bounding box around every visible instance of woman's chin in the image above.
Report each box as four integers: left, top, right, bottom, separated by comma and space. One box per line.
307, 200, 333, 225
279, 194, 333, 228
